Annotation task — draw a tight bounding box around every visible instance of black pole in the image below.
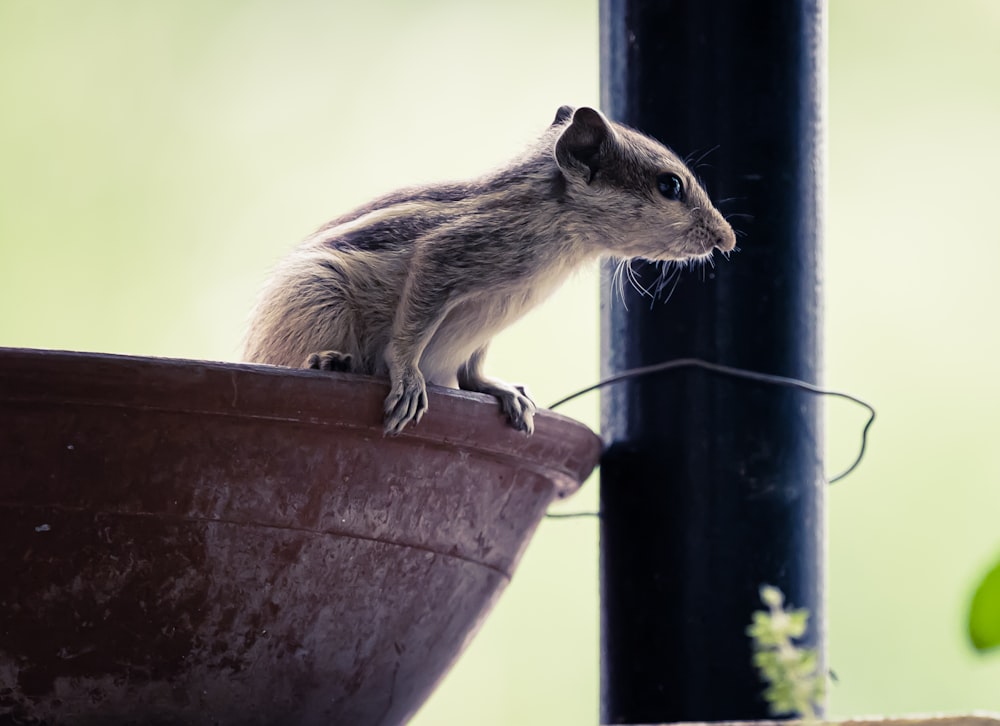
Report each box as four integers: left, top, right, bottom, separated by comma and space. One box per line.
599, 1, 826, 723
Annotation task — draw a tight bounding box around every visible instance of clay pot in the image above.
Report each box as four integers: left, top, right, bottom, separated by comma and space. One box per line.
0, 348, 600, 725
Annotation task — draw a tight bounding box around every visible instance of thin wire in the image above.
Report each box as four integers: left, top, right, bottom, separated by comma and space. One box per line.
544, 358, 876, 520
546, 511, 602, 520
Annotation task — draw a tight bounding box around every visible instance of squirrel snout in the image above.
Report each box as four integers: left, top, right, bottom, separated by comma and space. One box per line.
716, 227, 737, 252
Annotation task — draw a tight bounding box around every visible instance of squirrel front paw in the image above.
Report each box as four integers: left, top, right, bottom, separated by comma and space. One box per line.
383, 367, 428, 435
461, 377, 536, 435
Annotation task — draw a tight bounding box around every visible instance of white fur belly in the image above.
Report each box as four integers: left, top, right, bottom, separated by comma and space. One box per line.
418, 288, 538, 387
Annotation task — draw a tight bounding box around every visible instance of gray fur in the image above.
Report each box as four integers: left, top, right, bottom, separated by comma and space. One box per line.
243, 106, 737, 435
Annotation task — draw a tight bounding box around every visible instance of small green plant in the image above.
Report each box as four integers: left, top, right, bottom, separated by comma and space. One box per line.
747, 585, 825, 720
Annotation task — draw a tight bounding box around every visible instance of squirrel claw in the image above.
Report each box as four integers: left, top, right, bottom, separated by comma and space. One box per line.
305, 350, 354, 372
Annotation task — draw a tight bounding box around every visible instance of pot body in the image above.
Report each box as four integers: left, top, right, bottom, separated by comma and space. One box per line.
0, 348, 601, 726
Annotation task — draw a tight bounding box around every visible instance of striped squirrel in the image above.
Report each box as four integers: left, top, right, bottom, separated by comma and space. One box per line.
243, 105, 737, 435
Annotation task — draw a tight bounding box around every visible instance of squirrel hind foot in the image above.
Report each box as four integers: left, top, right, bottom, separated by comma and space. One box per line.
305, 350, 354, 372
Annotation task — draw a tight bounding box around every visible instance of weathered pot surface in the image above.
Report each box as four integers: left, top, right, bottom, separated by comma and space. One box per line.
0, 348, 601, 725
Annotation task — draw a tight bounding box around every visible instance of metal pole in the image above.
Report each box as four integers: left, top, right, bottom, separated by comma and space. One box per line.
598, 1, 826, 723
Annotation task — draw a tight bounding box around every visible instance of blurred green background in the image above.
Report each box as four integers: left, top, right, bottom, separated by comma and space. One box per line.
2, 0, 999, 722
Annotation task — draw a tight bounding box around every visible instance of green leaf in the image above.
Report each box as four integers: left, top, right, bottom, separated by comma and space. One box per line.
760, 585, 784, 609
786, 609, 810, 638
798, 649, 819, 674
969, 555, 1000, 651
747, 612, 773, 642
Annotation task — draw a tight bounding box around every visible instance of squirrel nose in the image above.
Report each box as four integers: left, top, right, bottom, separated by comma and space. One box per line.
716, 226, 737, 252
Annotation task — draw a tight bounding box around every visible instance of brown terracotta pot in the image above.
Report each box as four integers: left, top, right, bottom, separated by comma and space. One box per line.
0, 348, 601, 726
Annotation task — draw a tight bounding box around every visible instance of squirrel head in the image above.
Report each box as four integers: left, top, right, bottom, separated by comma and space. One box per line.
551, 106, 737, 262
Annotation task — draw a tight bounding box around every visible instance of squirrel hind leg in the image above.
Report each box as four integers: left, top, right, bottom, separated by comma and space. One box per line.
305, 350, 355, 372
458, 347, 536, 434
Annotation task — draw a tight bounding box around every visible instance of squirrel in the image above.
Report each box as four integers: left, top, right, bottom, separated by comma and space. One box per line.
243, 105, 737, 435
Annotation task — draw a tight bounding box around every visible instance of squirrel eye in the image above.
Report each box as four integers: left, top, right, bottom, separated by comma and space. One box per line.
657, 173, 684, 201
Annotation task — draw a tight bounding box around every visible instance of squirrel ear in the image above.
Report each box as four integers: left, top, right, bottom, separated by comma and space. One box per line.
554, 106, 613, 183
552, 105, 574, 125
